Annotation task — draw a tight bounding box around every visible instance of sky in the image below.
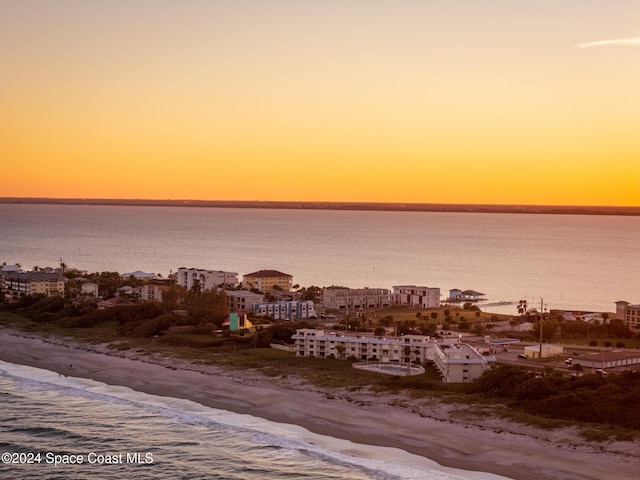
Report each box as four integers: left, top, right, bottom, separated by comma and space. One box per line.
1, 0, 639, 206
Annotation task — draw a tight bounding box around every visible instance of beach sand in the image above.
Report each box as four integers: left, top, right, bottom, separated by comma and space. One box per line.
0, 328, 637, 480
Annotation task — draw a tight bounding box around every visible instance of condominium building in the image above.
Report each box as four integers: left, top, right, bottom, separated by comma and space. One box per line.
252, 300, 316, 320
1, 272, 66, 302
176, 267, 239, 291
430, 343, 492, 383
393, 285, 440, 308
615, 301, 640, 332
139, 284, 171, 302
322, 287, 392, 311
243, 270, 293, 292
226, 290, 264, 312
291, 329, 493, 383
80, 282, 99, 297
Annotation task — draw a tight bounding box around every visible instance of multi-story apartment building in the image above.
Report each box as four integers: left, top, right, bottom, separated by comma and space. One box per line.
291, 329, 492, 383
615, 300, 640, 332
243, 270, 293, 292
252, 300, 315, 321
176, 267, 238, 291
1, 272, 66, 302
430, 343, 492, 383
393, 285, 440, 308
226, 290, 264, 312
139, 284, 171, 302
322, 287, 391, 311
80, 282, 99, 297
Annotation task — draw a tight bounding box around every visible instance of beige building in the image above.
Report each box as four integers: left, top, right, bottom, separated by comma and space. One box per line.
615, 301, 640, 332
81, 282, 99, 297
1, 272, 66, 302
393, 285, 440, 308
322, 287, 392, 311
139, 284, 171, 302
226, 290, 264, 312
243, 270, 293, 292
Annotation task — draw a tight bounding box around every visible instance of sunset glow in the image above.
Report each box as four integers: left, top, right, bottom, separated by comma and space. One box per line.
1, 1, 638, 205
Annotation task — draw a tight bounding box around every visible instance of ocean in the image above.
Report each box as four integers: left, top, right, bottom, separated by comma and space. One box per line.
1, 203, 639, 313
0, 360, 508, 480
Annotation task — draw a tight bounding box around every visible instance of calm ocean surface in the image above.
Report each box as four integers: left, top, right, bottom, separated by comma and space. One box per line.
1, 204, 639, 313
0, 361, 508, 480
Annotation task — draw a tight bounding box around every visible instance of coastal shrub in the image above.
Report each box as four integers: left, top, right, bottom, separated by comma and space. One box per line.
469, 366, 532, 396
10, 295, 66, 323
116, 303, 165, 325
0, 293, 46, 310
119, 313, 185, 337
156, 333, 220, 348
267, 322, 309, 344
471, 367, 640, 430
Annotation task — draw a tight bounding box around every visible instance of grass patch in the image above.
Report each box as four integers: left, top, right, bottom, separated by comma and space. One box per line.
495, 406, 570, 430
579, 426, 637, 442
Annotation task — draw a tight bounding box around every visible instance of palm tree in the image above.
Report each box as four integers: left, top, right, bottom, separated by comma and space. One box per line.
335, 344, 346, 360
517, 299, 528, 320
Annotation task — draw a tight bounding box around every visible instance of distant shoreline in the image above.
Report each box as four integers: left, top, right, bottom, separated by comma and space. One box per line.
1, 197, 639, 216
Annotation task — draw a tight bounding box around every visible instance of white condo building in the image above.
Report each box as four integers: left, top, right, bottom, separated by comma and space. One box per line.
291, 329, 493, 383
393, 285, 440, 308
176, 267, 238, 291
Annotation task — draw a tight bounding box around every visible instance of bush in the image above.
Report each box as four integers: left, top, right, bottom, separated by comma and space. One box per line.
119, 313, 186, 338
589, 340, 598, 347
471, 367, 640, 430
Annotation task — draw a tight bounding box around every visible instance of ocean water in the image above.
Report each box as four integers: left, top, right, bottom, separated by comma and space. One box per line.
1, 204, 639, 313
0, 361, 509, 480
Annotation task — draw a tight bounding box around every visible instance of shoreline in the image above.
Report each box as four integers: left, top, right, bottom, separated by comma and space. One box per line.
1, 328, 638, 480
2, 197, 639, 216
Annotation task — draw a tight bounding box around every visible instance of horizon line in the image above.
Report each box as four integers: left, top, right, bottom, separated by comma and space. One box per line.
1, 197, 639, 216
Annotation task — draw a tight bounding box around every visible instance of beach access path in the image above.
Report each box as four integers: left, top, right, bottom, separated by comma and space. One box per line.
0, 328, 638, 480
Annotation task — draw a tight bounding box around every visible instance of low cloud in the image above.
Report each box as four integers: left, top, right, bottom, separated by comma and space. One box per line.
578, 37, 640, 48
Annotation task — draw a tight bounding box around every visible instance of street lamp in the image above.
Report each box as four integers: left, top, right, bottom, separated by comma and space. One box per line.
538, 298, 546, 360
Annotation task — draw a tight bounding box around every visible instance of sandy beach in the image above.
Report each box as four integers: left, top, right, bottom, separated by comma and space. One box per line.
1, 328, 637, 480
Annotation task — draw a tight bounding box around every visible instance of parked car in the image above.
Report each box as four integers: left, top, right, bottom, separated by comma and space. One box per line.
565, 357, 573, 365
594, 369, 607, 375
517, 353, 528, 360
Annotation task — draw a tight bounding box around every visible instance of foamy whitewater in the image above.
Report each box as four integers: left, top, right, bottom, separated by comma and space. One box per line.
0, 361, 511, 480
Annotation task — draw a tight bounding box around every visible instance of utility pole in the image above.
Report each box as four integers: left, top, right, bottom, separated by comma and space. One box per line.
539, 298, 544, 360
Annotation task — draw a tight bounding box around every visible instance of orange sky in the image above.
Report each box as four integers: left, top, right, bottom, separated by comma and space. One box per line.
1, 1, 639, 205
